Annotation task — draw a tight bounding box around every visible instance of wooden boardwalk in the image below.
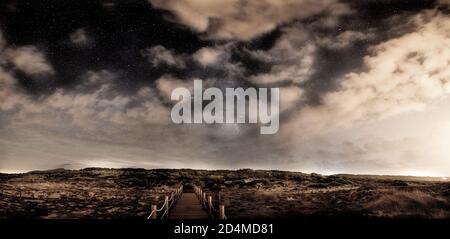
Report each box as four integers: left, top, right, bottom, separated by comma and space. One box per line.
167, 193, 209, 219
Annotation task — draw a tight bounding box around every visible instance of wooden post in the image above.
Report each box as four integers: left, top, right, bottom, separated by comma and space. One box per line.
199, 189, 203, 203
202, 192, 207, 208
219, 205, 225, 219
164, 196, 169, 215
151, 205, 157, 219
208, 196, 212, 215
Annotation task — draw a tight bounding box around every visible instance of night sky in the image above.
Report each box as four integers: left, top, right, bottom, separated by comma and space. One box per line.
1, 0, 450, 176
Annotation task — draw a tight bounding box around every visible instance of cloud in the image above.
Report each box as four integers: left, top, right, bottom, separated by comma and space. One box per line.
4, 46, 55, 77
248, 25, 316, 85
285, 10, 450, 136
141, 45, 186, 68
45, 71, 170, 128
438, 0, 450, 6
100, 0, 117, 10
0, 69, 27, 111
69, 28, 92, 46
0, 34, 43, 111
149, 0, 345, 40
246, 8, 368, 87
156, 74, 195, 99
1, 69, 170, 132
155, 75, 221, 100
193, 47, 223, 66
279, 86, 304, 112
316, 30, 376, 49
191, 45, 245, 80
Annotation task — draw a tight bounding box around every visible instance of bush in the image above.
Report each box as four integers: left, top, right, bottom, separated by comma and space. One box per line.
365, 190, 449, 218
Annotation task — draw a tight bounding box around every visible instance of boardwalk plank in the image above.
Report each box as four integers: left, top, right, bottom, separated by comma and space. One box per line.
168, 193, 209, 219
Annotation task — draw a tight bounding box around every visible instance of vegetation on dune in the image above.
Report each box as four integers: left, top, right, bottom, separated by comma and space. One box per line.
0, 168, 449, 219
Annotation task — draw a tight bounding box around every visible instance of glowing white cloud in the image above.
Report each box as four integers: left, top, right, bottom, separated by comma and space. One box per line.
286, 11, 450, 136
4, 46, 55, 77
149, 0, 347, 40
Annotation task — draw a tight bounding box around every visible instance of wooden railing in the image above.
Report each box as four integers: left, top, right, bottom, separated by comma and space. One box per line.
194, 185, 227, 219
147, 185, 183, 219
